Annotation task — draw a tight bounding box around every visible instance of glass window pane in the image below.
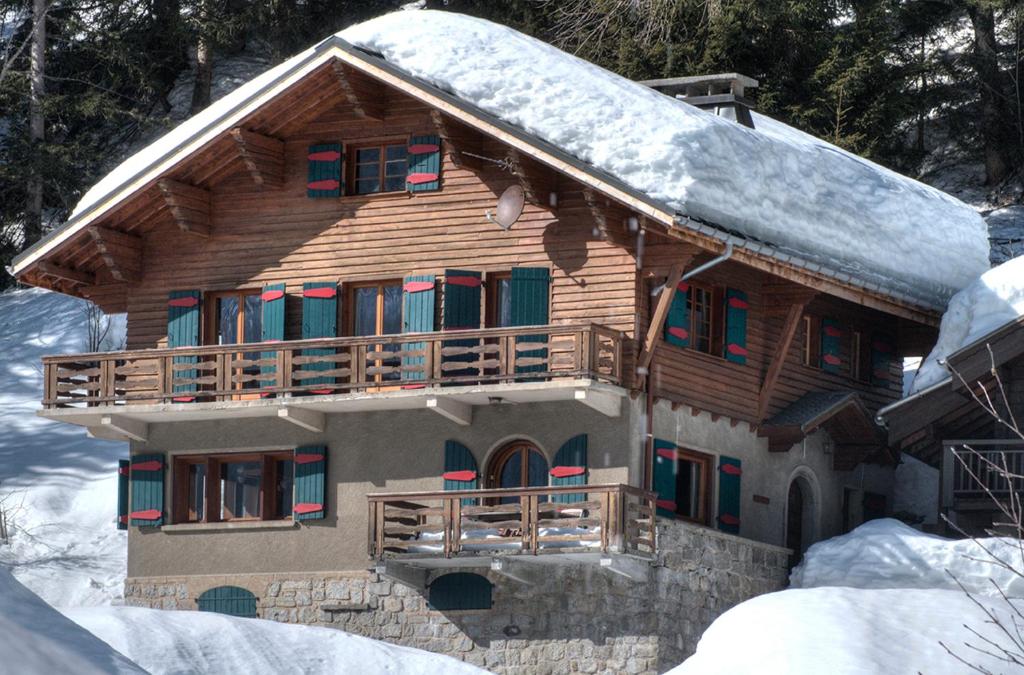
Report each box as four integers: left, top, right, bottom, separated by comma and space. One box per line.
384, 175, 406, 192
276, 460, 294, 518
386, 145, 407, 161
218, 297, 239, 345
382, 285, 403, 335
385, 159, 407, 177
221, 461, 262, 519
527, 450, 549, 488
356, 147, 380, 162
356, 179, 380, 195
496, 278, 512, 327
499, 452, 522, 504
188, 463, 206, 521
354, 288, 378, 336
243, 294, 262, 344
356, 163, 380, 179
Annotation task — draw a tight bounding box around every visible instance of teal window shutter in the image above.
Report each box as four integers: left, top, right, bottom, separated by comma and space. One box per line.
294, 446, 327, 521
402, 274, 436, 384
307, 143, 342, 198
443, 440, 478, 506
442, 269, 482, 380
724, 288, 749, 364
717, 456, 742, 534
428, 573, 492, 610
301, 282, 339, 393
870, 334, 894, 386
117, 459, 129, 530
407, 135, 441, 192
130, 453, 165, 527
197, 586, 258, 618
260, 283, 286, 388
820, 318, 842, 373
663, 281, 691, 348
551, 434, 587, 503
652, 439, 677, 518
167, 290, 200, 401
509, 267, 551, 374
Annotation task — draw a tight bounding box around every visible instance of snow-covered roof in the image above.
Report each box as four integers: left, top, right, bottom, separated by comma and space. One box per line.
909, 254, 1024, 393
14, 10, 989, 308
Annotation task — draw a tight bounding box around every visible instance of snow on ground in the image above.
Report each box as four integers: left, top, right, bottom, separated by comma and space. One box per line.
911, 255, 1024, 393
0, 567, 143, 674
892, 455, 939, 527
0, 288, 128, 607
674, 519, 1024, 674
65, 605, 488, 675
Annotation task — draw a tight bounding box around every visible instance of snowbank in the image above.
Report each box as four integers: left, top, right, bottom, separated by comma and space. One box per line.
911, 255, 1024, 393
0, 568, 143, 674
892, 455, 939, 526
674, 519, 1024, 674
66, 605, 487, 675
70, 11, 987, 304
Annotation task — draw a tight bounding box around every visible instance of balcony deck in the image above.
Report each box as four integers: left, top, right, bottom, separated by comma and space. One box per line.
39, 323, 627, 438
367, 483, 656, 563
943, 440, 1024, 506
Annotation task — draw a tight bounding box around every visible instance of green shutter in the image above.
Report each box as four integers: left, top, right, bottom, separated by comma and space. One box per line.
167, 290, 200, 401
663, 282, 691, 348
117, 459, 129, 530
294, 446, 327, 521
307, 143, 342, 198
717, 455, 742, 534
724, 288, 749, 364
442, 270, 482, 381
820, 317, 842, 373
653, 439, 677, 518
197, 586, 258, 618
510, 267, 551, 375
871, 334, 895, 386
551, 434, 587, 504
428, 573, 492, 610
444, 440, 478, 506
301, 282, 338, 392
407, 135, 441, 193
260, 283, 286, 388
130, 453, 164, 527
402, 274, 436, 384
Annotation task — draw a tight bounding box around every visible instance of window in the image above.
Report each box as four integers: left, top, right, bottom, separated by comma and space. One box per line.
350, 143, 407, 195
651, 279, 724, 357
205, 289, 263, 392
487, 441, 549, 505
486, 272, 512, 328
350, 281, 403, 382
674, 448, 713, 525
801, 315, 820, 367
197, 586, 258, 618
428, 573, 493, 610
173, 451, 295, 523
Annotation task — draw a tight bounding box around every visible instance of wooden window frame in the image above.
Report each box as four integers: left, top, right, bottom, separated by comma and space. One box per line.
801, 315, 821, 368
347, 279, 405, 385
673, 448, 714, 526
172, 451, 294, 524
347, 140, 408, 196
485, 271, 512, 328
203, 289, 262, 347
485, 440, 549, 490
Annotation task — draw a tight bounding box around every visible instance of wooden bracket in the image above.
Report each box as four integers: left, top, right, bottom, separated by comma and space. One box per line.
36, 261, 95, 286
756, 299, 812, 421
636, 257, 693, 372
426, 397, 472, 426
332, 61, 385, 121
278, 406, 325, 433
157, 179, 211, 237
584, 188, 609, 240
88, 227, 141, 283
230, 128, 284, 189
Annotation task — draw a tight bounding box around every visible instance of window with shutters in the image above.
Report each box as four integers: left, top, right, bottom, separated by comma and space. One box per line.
204, 289, 263, 392
648, 279, 724, 357
173, 451, 294, 523
674, 448, 713, 525
349, 280, 404, 383
349, 143, 408, 195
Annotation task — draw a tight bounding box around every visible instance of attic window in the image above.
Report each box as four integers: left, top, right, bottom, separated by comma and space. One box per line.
351, 143, 407, 194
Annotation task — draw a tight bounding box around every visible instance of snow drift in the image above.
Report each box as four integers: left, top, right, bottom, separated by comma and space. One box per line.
69, 11, 987, 305
911, 254, 1024, 393
0, 568, 143, 674
674, 519, 1024, 675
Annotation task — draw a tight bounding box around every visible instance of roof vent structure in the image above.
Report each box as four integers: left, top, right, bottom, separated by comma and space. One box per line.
640, 73, 759, 128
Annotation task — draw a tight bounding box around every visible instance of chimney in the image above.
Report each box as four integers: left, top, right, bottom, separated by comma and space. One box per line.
639, 73, 759, 128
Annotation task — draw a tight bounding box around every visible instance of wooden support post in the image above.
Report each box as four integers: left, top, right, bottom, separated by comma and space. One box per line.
36, 261, 96, 286
229, 128, 285, 189
756, 299, 811, 421
88, 227, 142, 283
157, 179, 211, 237
637, 258, 693, 372
332, 61, 385, 121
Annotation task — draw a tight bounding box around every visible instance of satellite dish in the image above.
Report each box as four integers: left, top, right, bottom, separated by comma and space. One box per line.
486, 185, 525, 230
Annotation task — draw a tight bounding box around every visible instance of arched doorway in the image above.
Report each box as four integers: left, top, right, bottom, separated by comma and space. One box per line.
487, 441, 549, 503
785, 472, 818, 569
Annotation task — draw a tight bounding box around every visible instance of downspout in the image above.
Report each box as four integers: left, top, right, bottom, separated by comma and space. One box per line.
642, 242, 735, 490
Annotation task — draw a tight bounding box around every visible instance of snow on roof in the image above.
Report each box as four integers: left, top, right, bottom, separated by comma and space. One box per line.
65, 10, 988, 305
910, 254, 1024, 393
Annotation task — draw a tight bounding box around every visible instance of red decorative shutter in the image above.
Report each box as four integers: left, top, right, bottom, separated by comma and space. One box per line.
130, 454, 165, 527
820, 318, 842, 373
724, 288, 749, 364
294, 446, 327, 521
117, 459, 129, 530
407, 135, 441, 192
444, 440, 478, 506
663, 282, 691, 348
716, 456, 742, 534
307, 143, 342, 198
551, 434, 587, 503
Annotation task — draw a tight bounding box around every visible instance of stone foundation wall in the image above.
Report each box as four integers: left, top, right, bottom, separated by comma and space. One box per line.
124, 520, 789, 674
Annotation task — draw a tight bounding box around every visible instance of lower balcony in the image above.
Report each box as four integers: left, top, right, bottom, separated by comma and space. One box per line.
39, 323, 627, 439
944, 440, 1024, 505
367, 483, 656, 567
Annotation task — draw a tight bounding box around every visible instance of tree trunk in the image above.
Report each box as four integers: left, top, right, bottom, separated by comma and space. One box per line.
25, 0, 46, 247
967, 3, 1016, 185
190, 32, 212, 114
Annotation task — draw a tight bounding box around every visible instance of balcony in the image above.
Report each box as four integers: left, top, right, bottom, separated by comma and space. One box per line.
944, 441, 1024, 504
367, 483, 656, 566
39, 323, 627, 438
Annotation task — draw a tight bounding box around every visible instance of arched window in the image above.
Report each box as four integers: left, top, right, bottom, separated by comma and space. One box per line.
428, 573, 493, 611
197, 585, 257, 618
487, 441, 549, 503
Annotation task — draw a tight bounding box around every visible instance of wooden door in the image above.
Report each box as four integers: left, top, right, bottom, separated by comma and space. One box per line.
488, 441, 549, 505
351, 281, 403, 390
205, 290, 263, 399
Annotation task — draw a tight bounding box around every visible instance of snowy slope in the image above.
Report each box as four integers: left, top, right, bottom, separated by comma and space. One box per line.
66, 605, 488, 675
0, 288, 128, 607
911, 254, 1024, 393
673, 520, 1024, 674
0, 568, 144, 674
65, 11, 988, 305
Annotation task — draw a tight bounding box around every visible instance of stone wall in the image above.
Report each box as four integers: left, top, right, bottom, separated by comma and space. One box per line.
124, 520, 789, 674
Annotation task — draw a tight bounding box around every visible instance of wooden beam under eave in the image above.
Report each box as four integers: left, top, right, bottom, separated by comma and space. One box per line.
429, 110, 482, 171
157, 179, 211, 237
332, 61, 385, 121
230, 128, 285, 190
36, 261, 96, 286
637, 257, 693, 372
88, 226, 142, 283
756, 299, 812, 421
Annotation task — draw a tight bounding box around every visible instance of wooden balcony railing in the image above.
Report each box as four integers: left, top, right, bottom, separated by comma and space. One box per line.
367, 483, 656, 560
42, 323, 623, 408
946, 441, 1024, 501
